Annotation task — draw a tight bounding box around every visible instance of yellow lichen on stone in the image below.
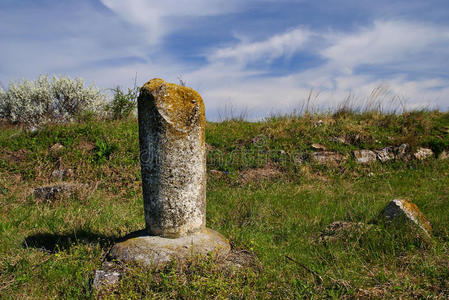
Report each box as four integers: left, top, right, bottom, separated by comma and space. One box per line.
141, 78, 205, 138
401, 199, 432, 234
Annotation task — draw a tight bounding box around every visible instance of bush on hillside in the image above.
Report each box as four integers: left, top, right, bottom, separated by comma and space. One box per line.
107, 86, 138, 120
0, 75, 107, 126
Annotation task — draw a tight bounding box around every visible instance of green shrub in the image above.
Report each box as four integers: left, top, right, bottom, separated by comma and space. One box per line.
107, 86, 138, 120
0, 75, 107, 126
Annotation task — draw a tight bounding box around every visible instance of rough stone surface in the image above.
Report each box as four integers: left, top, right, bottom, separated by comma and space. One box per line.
311, 143, 326, 150
311, 151, 346, 165
395, 143, 411, 160
414, 147, 434, 160
33, 183, 84, 202
50, 143, 64, 154
109, 228, 230, 268
329, 136, 348, 144
353, 150, 377, 164
92, 262, 121, 291
317, 221, 372, 244
375, 147, 395, 163
50, 168, 73, 181
439, 150, 449, 160
379, 199, 432, 236
138, 78, 206, 238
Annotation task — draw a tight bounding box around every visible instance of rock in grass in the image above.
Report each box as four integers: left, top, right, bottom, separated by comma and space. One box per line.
439, 150, 449, 160
379, 199, 432, 237
50, 143, 64, 154
33, 183, 85, 202
311, 151, 346, 165
375, 147, 395, 163
395, 143, 411, 160
353, 150, 377, 164
92, 262, 121, 291
318, 221, 372, 244
414, 147, 434, 160
50, 168, 73, 181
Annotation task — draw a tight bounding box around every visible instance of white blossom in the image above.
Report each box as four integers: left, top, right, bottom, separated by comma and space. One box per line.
0, 75, 107, 126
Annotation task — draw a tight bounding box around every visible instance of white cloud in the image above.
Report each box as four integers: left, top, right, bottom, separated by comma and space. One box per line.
99, 0, 243, 45
322, 20, 449, 69
208, 28, 311, 65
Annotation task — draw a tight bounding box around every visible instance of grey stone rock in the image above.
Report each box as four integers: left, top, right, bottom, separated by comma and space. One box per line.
439, 150, 449, 160
93, 262, 121, 291
311, 143, 326, 150
109, 228, 231, 268
329, 136, 348, 144
353, 150, 377, 164
375, 147, 395, 163
414, 147, 434, 160
209, 170, 224, 178
33, 183, 84, 202
395, 143, 411, 160
317, 221, 372, 244
311, 151, 346, 165
50, 143, 64, 154
50, 168, 73, 181
379, 199, 432, 237
138, 78, 206, 238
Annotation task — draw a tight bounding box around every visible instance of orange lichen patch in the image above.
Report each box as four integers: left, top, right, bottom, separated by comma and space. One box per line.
141, 78, 206, 138
400, 199, 433, 235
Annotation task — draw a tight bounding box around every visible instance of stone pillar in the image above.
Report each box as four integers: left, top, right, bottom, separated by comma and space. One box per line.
108, 78, 230, 269
138, 78, 206, 238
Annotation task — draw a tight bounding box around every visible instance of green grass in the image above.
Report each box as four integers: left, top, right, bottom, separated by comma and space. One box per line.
1, 111, 449, 299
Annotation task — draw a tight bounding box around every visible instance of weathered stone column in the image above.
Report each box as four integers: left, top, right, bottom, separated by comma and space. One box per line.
138, 78, 206, 238
108, 78, 230, 268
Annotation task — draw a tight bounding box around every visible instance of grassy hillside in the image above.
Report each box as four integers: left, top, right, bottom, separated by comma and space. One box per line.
1, 110, 449, 299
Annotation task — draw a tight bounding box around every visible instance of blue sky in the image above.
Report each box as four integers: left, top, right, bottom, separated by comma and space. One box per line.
1, 0, 448, 119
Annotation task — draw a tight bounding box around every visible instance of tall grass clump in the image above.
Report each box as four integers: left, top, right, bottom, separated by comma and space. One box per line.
0, 75, 107, 126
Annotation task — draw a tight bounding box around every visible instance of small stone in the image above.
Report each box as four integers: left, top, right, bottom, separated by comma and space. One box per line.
33, 183, 84, 202
313, 120, 324, 127
414, 147, 433, 160
209, 170, 224, 178
311, 143, 326, 150
395, 143, 411, 160
375, 147, 395, 163
317, 221, 372, 244
311, 151, 346, 165
50, 168, 73, 181
92, 262, 121, 291
439, 150, 449, 160
353, 150, 377, 164
50, 143, 64, 154
109, 228, 231, 268
379, 199, 432, 237
329, 136, 347, 144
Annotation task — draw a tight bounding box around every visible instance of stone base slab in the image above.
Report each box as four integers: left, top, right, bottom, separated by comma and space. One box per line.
108, 228, 230, 268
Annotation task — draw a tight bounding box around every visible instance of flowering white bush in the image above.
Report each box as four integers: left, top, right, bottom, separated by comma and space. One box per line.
0, 75, 107, 126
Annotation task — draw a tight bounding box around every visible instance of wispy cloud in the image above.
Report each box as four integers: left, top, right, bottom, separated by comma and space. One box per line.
208, 28, 311, 66
99, 0, 243, 45
322, 20, 449, 70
